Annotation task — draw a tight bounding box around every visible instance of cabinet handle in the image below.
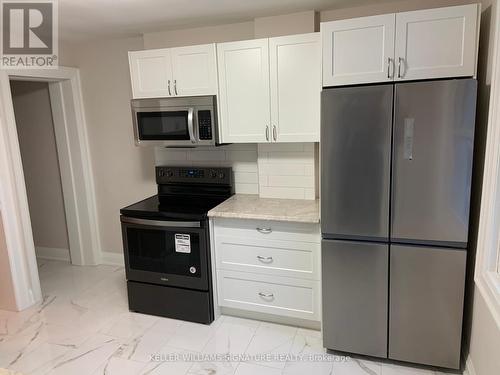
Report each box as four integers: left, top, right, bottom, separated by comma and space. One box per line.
174, 79, 178, 95
387, 57, 395, 79
257, 255, 273, 262
265, 126, 269, 142
398, 57, 405, 78
272, 125, 277, 141
167, 80, 172, 96
258, 292, 274, 298
256, 227, 272, 234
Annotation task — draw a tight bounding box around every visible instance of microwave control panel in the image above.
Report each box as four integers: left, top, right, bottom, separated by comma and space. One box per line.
197, 110, 213, 140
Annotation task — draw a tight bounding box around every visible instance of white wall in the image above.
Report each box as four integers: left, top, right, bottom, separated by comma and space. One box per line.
61, 36, 157, 255
10, 81, 70, 259
468, 286, 500, 374
254, 10, 317, 38
143, 21, 254, 49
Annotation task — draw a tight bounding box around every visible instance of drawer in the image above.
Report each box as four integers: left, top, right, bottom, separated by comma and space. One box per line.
217, 270, 321, 321
213, 218, 320, 243
216, 235, 320, 280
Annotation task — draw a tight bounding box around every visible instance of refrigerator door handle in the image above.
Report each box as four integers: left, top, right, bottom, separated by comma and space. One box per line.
398, 57, 406, 79
403, 118, 415, 161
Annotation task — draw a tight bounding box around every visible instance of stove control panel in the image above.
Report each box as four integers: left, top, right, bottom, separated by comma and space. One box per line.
156, 166, 232, 185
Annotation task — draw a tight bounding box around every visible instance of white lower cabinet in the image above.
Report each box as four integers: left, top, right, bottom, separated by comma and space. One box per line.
212, 218, 321, 323
217, 270, 321, 321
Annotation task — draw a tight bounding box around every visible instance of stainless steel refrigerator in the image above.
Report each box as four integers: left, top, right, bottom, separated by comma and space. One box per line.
321, 79, 477, 370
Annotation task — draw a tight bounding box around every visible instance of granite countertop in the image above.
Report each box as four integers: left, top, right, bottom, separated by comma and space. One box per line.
208, 194, 320, 223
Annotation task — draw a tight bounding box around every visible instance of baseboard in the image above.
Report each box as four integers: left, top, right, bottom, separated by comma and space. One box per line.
220, 306, 321, 330
465, 355, 477, 375
100, 251, 125, 267
35, 246, 70, 262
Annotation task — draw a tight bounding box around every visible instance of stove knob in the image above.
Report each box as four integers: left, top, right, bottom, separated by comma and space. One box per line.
158, 170, 164, 177
210, 170, 217, 178
166, 170, 174, 177
218, 172, 225, 179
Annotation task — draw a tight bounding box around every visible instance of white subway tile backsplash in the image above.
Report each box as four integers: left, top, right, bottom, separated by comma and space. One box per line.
264, 152, 314, 164
187, 150, 226, 161
259, 186, 307, 199
257, 143, 317, 200
235, 183, 260, 195
304, 188, 315, 200
258, 163, 314, 177
267, 175, 314, 188
155, 144, 259, 194
155, 143, 318, 199
234, 172, 259, 184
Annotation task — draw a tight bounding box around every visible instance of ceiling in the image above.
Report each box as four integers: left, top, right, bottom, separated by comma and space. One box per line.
59, 0, 393, 41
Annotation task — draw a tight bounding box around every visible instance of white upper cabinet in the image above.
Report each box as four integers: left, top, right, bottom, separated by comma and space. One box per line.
217, 39, 270, 143
395, 4, 479, 81
171, 44, 217, 96
129, 43, 217, 98
129, 49, 173, 98
321, 4, 479, 86
270, 33, 321, 142
217, 34, 321, 143
321, 14, 396, 86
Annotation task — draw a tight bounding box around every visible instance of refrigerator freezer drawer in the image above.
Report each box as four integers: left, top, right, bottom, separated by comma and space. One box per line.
392, 79, 477, 247
389, 245, 466, 369
321, 85, 392, 241
322, 240, 388, 358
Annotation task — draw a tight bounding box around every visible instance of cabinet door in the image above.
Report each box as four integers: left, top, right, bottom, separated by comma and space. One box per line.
321, 14, 396, 86
129, 49, 172, 98
217, 39, 270, 143
171, 44, 217, 96
269, 33, 321, 142
395, 4, 478, 81
389, 245, 466, 369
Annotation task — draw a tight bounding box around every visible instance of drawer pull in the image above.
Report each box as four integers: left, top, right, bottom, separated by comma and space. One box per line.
258, 292, 274, 298
257, 255, 273, 263
256, 227, 272, 234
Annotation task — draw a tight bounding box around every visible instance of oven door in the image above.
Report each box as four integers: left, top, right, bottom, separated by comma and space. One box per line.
121, 216, 209, 291
132, 106, 196, 146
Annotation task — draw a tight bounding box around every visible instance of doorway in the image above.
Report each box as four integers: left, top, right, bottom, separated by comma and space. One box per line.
10, 80, 71, 264
0, 68, 101, 311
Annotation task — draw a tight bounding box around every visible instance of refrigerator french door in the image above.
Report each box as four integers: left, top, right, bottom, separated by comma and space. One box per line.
321, 85, 392, 358
321, 79, 477, 370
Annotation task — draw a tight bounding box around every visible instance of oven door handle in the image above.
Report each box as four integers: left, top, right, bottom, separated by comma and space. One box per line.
120, 216, 201, 228
187, 107, 196, 144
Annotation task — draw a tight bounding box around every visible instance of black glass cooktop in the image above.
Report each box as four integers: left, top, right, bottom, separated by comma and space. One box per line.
120, 195, 228, 221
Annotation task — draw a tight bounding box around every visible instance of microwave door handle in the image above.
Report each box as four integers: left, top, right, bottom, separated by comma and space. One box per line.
187, 108, 196, 144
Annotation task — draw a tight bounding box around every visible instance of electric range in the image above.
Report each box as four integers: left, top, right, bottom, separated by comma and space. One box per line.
120, 166, 233, 324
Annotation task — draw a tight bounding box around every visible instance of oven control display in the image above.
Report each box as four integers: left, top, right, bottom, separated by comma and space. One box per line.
175, 234, 191, 253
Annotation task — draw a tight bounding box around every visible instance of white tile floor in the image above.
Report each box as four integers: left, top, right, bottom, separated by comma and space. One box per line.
0, 260, 457, 375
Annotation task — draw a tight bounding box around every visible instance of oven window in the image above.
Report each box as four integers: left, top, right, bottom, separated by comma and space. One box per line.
126, 227, 201, 278
137, 111, 190, 140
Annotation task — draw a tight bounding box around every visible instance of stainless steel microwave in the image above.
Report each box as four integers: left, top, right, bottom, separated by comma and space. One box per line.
131, 96, 218, 147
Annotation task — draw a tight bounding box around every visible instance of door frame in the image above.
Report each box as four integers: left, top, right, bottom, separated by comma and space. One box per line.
0, 67, 101, 310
